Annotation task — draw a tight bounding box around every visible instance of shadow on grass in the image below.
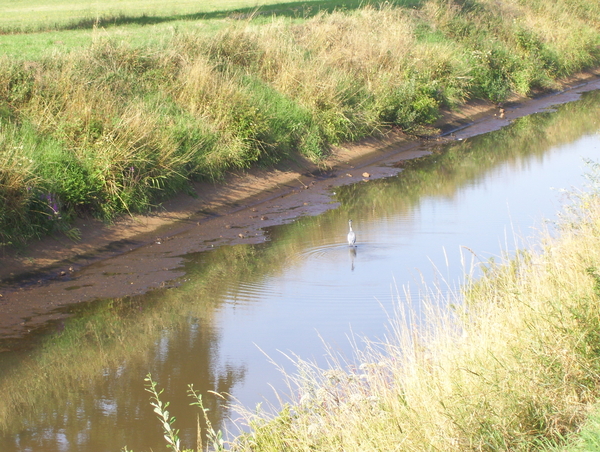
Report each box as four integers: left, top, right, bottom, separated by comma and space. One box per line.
0, 0, 424, 34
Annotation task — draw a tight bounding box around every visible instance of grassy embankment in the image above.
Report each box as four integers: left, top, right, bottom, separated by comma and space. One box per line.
1, 0, 600, 247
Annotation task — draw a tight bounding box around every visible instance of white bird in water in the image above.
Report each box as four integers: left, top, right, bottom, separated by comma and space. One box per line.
347, 219, 356, 246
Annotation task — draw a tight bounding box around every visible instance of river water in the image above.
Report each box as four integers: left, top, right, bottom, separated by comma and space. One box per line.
1, 90, 600, 451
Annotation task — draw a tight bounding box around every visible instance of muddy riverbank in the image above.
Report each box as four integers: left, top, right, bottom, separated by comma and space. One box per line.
1, 70, 600, 340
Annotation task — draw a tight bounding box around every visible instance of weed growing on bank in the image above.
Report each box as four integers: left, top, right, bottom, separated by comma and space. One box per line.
2, 0, 600, 246
124, 375, 227, 452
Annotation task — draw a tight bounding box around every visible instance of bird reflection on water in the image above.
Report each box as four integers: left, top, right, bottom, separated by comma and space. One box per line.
349, 246, 357, 271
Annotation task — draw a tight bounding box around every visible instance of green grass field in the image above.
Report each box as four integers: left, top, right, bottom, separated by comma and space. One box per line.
0, 0, 410, 35
0, 0, 313, 32
0, 0, 419, 59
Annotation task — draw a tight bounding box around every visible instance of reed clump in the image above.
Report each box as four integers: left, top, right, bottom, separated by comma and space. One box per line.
226, 171, 600, 450
2, 0, 600, 246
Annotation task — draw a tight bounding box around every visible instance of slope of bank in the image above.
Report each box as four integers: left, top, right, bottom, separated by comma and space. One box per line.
2, 0, 600, 255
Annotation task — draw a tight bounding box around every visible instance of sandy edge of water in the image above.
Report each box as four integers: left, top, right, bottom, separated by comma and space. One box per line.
0, 69, 599, 295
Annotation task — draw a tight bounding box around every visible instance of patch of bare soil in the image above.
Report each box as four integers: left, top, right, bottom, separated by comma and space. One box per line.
1, 69, 599, 340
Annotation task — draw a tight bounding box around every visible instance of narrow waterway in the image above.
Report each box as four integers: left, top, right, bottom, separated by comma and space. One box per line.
1, 90, 600, 451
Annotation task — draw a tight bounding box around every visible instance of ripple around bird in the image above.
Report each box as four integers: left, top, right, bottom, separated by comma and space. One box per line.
222, 239, 408, 309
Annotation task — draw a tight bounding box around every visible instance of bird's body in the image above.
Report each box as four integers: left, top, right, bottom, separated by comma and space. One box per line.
347, 219, 356, 246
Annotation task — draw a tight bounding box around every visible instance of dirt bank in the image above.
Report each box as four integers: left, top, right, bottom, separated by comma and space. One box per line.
1, 69, 599, 341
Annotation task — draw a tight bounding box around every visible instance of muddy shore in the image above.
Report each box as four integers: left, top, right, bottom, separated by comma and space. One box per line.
1, 70, 600, 341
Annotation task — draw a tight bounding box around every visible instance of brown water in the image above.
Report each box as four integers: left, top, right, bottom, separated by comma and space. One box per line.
1, 90, 600, 451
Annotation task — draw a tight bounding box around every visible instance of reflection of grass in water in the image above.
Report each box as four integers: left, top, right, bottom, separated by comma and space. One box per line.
0, 239, 285, 437
336, 89, 600, 217
0, 296, 163, 432
0, 247, 258, 440
224, 168, 600, 450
